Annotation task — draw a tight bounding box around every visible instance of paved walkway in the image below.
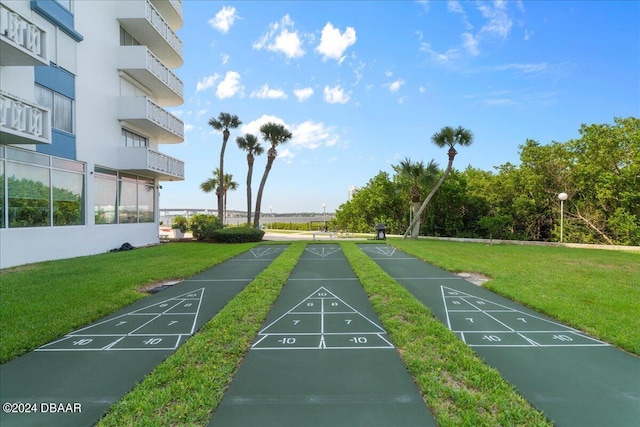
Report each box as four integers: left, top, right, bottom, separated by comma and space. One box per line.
0, 246, 287, 427
360, 244, 640, 427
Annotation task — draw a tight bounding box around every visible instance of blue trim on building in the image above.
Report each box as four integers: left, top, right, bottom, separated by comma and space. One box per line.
36, 129, 76, 160
35, 65, 75, 98
30, 0, 83, 42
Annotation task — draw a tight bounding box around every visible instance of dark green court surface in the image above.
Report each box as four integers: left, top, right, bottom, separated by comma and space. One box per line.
208, 244, 436, 427
0, 245, 287, 427
360, 244, 640, 427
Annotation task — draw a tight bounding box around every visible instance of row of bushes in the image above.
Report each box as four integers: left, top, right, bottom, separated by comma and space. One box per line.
170, 214, 264, 243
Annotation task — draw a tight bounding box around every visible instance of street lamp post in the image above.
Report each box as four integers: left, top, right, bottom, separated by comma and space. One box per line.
558, 192, 568, 243
322, 203, 327, 231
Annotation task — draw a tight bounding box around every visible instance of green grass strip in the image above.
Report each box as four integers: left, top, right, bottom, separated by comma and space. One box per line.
389, 239, 640, 355
97, 242, 306, 426
340, 242, 551, 427
0, 243, 258, 363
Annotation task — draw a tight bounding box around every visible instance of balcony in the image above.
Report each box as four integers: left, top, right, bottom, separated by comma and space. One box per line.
0, 4, 47, 66
118, 96, 184, 144
117, 0, 183, 68
119, 46, 183, 106
0, 91, 51, 145
150, 0, 183, 31
118, 146, 184, 180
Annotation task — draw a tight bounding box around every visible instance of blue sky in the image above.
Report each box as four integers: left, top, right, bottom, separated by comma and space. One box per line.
160, 0, 639, 215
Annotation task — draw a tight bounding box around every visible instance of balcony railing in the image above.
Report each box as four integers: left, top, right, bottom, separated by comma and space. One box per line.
119, 46, 183, 106
150, 0, 183, 31
118, 146, 184, 180
118, 96, 184, 144
0, 4, 47, 66
0, 91, 51, 145
117, 0, 183, 68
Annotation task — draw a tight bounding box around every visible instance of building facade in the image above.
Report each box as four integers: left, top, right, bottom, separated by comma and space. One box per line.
0, 0, 185, 269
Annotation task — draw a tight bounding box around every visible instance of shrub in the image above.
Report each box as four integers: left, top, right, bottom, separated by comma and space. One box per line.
189, 214, 223, 240
171, 215, 189, 233
212, 227, 264, 243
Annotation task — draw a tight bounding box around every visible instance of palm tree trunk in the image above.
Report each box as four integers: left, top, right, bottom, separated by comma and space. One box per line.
403, 148, 457, 239
218, 129, 230, 224
411, 201, 421, 238
246, 154, 253, 226
253, 152, 275, 228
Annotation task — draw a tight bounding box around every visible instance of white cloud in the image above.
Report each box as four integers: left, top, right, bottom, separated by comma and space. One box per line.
216, 71, 243, 99
250, 84, 288, 99
477, 1, 512, 38
253, 15, 305, 59
241, 114, 288, 137
294, 87, 314, 102
291, 121, 339, 149
208, 6, 237, 34
462, 32, 479, 56
196, 74, 219, 93
420, 42, 460, 63
277, 148, 295, 164
388, 78, 405, 93
316, 22, 357, 62
220, 53, 230, 65
323, 85, 350, 104
447, 0, 464, 13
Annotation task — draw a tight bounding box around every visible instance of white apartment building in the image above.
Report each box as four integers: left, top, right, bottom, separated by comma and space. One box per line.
0, 0, 185, 269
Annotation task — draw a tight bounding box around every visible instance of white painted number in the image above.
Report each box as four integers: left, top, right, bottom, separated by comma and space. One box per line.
517, 318, 527, 323
452, 301, 461, 305
553, 335, 573, 342
168, 321, 178, 326
318, 293, 327, 296
184, 303, 192, 307
465, 317, 474, 323
331, 302, 338, 306
293, 319, 300, 325
72, 339, 93, 346
345, 319, 352, 325
307, 302, 314, 307
278, 338, 296, 344
482, 335, 501, 342
350, 336, 367, 344
144, 338, 163, 345
116, 321, 127, 327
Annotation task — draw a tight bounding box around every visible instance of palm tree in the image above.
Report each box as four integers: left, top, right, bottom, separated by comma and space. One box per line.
253, 122, 293, 228
394, 158, 439, 238
208, 112, 241, 224
236, 134, 264, 226
200, 169, 237, 225
222, 173, 239, 224
403, 125, 474, 238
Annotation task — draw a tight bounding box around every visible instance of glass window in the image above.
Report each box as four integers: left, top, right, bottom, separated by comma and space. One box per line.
118, 176, 138, 223
53, 169, 84, 226
35, 85, 73, 134
120, 27, 140, 46
94, 174, 117, 224
121, 128, 148, 147
138, 177, 155, 223
7, 162, 50, 227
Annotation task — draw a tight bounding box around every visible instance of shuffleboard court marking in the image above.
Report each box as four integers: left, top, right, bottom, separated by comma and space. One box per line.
252, 286, 394, 350
305, 246, 342, 257
36, 288, 205, 352
360, 245, 397, 257
441, 286, 609, 348
250, 247, 286, 258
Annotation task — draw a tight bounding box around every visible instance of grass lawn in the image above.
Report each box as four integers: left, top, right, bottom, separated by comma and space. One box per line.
1, 239, 637, 425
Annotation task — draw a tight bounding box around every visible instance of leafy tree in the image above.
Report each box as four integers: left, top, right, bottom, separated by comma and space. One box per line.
253, 122, 292, 228
208, 112, 241, 224
404, 125, 474, 238
236, 133, 264, 226
334, 171, 405, 234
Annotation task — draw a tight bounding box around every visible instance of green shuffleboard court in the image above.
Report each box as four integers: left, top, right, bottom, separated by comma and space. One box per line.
208, 244, 436, 427
360, 244, 640, 427
0, 245, 288, 427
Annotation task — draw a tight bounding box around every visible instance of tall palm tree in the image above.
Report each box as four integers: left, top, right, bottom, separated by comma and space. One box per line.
236, 134, 264, 226
395, 158, 439, 238
200, 169, 237, 224
403, 125, 474, 238
253, 122, 293, 228
208, 112, 241, 224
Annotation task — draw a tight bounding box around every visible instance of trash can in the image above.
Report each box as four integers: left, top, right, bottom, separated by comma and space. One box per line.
374, 223, 386, 240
